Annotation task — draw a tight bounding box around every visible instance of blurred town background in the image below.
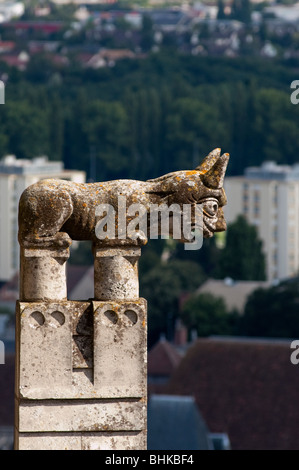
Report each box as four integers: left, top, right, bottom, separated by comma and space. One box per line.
1, 0, 299, 450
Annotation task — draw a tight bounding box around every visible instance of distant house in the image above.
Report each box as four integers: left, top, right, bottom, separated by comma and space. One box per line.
27, 40, 60, 54
260, 41, 277, 58
195, 278, 271, 313
1, 20, 64, 35
0, 41, 16, 53
79, 48, 136, 69
164, 336, 299, 450
148, 336, 183, 394
0, 2, 24, 23
264, 3, 299, 22
0, 51, 29, 71
147, 8, 192, 33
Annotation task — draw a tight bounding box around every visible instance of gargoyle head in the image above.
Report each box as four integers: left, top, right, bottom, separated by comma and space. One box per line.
147, 148, 229, 238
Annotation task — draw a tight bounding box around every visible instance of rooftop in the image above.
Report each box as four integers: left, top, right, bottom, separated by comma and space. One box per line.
165, 336, 299, 450
0, 155, 63, 175
196, 278, 271, 313
148, 394, 214, 450
244, 161, 299, 181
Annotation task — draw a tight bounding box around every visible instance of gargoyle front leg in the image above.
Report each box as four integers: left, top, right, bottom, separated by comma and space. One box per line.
18, 185, 73, 249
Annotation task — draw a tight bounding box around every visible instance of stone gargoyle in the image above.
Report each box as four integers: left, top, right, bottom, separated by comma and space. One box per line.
18, 148, 229, 248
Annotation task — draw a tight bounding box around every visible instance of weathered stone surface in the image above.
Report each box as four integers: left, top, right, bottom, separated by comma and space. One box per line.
94, 247, 141, 300
81, 431, 147, 451
16, 300, 147, 400
18, 399, 146, 432
17, 301, 73, 400
17, 433, 82, 450
93, 299, 147, 398
17, 431, 146, 451
20, 245, 70, 302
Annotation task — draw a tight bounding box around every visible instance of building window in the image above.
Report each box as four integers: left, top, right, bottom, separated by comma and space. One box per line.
273, 249, 278, 265
273, 185, 278, 207
253, 191, 260, 203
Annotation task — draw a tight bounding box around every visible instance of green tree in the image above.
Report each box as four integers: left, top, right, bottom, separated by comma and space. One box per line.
217, 0, 226, 19
165, 97, 226, 171
140, 259, 205, 346
181, 292, 237, 337
231, 0, 251, 23
3, 101, 50, 158
253, 88, 299, 165
49, 95, 64, 161
217, 215, 266, 280
69, 241, 93, 265
82, 100, 131, 178
141, 14, 154, 52
239, 280, 299, 337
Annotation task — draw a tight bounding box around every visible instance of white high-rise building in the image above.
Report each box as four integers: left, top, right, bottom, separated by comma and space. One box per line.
224, 161, 299, 281
0, 155, 85, 282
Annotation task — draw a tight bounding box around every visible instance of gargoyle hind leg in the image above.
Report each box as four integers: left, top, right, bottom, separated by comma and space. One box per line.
18, 187, 73, 249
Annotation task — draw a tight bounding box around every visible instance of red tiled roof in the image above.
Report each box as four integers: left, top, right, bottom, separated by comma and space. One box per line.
164, 337, 299, 450
0, 41, 15, 51
0, 55, 28, 70
148, 337, 182, 377
2, 21, 63, 33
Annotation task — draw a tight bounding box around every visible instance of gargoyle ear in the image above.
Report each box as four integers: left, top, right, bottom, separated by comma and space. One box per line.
195, 148, 221, 173
200, 152, 230, 189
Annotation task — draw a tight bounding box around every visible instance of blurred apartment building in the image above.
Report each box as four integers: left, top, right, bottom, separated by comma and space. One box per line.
0, 155, 85, 283
224, 161, 299, 281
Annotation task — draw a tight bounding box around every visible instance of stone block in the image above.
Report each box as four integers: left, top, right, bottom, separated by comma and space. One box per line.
20, 246, 69, 302
17, 432, 81, 450
94, 247, 141, 301
18, 399, 146, 433
17, 431, 146, 450
81, 431, 147, 450
16, 301, 73, 399
93, 299, 147, 398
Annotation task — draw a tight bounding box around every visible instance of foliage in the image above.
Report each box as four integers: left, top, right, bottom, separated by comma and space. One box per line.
69, 241, 93, 265
181, 292, 238, 337
1, 53, 299, 182
239, 280, 299, 337
230, 0, 252, 23
140, 257, 205, 347
217, 215, 266, 280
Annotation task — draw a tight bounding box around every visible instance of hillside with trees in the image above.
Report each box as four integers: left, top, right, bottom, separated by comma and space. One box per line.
0, 51, 298, 182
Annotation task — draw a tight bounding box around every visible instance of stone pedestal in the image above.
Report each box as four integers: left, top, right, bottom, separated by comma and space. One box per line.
94, 246, 141, 301
15, 244, 147, 450
19, 236, 71, 302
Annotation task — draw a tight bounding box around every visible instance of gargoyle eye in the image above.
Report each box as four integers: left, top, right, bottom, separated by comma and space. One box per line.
203, 198, 219, 217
